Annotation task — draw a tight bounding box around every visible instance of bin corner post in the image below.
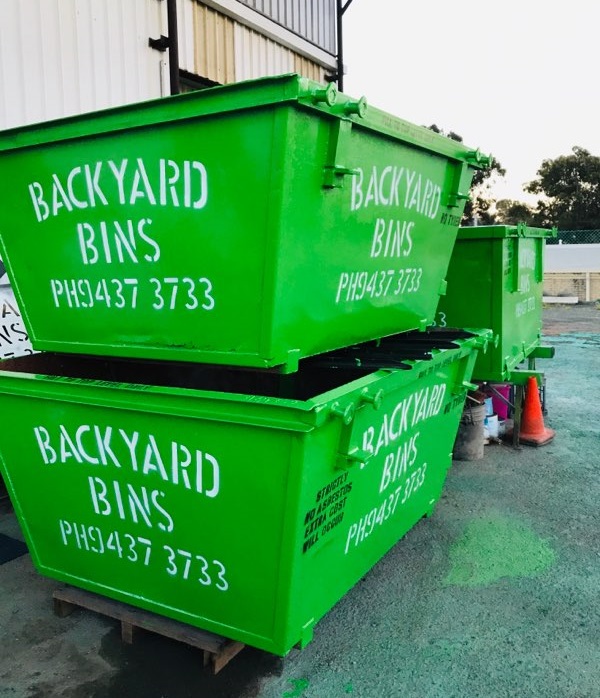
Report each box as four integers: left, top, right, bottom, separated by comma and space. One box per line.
257, 107, 295, 371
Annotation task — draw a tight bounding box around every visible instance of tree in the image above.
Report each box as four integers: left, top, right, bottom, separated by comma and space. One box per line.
428, 124, 505, 224
526, 147, 600, 229
495, 199, 536, 226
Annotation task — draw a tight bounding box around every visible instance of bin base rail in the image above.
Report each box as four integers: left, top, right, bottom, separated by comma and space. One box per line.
53, 585, 245, 674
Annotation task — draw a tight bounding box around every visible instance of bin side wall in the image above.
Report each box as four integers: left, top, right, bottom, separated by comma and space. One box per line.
287, 348, 478, 643
271, 114, 476, 367
0, 389, 301, 652
0, 107, 282, 362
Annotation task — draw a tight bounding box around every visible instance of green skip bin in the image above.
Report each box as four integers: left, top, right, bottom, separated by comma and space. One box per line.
0, 74, 487, 371
436, 224, 556, 382
0, 329, 489, 656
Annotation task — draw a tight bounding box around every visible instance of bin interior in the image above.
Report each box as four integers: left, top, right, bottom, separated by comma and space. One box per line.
0, 328, 476, 400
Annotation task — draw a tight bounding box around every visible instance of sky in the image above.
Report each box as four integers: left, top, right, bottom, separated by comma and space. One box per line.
343, 0, 599, 204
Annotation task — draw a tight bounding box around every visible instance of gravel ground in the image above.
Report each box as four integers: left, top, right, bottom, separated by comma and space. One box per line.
1, 303, 599, 698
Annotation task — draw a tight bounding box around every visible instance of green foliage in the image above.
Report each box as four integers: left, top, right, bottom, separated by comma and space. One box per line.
495, 199, 536, 226
526, 147, 600, 228
428, 124, 505, 224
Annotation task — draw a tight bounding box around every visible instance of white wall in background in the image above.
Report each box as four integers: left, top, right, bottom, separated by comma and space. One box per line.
0, 0, 167, 130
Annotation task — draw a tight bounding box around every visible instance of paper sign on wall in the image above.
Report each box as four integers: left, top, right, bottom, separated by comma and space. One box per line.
0, 260, 36, 358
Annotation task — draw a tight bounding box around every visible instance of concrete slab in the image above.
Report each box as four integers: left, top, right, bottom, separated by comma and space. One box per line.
1, 304, 599, 698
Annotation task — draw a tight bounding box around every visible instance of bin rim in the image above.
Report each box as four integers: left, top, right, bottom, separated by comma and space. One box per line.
0, 73, 487, 167
0, 330, 489, 431
457, 223, 557, 240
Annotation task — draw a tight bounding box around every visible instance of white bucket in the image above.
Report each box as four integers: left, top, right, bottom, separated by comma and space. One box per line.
484, 413, 499, 439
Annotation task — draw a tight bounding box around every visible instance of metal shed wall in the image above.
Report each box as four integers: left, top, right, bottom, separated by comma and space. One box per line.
0, 0, 166, 130
236, 0, 336, 55
182, 2, 237, 84
179, 0, 331, 84
234, 23, 325, 82
1, 0, 334, 130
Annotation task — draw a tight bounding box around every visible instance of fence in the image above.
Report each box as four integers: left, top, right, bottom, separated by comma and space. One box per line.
547, 229, 600, 245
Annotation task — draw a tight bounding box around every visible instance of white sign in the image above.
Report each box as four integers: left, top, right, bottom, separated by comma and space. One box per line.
0, 283, 36, 359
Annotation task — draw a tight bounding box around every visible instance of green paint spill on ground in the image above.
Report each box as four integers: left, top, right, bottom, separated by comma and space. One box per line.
344, 682, 354, 693
445, 513, 555, 587
283, 678, 310, 697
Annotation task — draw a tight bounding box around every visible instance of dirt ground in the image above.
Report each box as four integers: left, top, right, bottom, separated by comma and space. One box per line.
541, 302, 600, 335
1, 302, 599, 698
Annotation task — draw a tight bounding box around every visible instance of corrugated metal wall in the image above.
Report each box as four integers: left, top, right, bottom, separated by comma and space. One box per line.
189, 3, 236, 84
234, 24, 293, 81
1, 0, 332, 130
0, 0, 166, 130
237, 0, 336, 55
180, 1, 328, 84
234, 24, 325, 82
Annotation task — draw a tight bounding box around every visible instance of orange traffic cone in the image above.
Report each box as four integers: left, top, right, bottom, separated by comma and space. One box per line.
518, 376, 555, 446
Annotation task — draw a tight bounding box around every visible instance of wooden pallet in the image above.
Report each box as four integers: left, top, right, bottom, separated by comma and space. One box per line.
52, 585, 245, 674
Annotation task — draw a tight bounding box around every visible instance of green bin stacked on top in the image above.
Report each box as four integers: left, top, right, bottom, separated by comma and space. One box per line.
0, 74, 490, 656
0, 74, 488, 371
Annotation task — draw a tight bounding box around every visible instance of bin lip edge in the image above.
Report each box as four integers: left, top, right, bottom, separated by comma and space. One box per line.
0, 330, 490, 407
457, 224, 556, 240
0, 73, 483, 166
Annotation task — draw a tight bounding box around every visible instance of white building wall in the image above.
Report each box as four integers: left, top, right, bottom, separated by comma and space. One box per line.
177, 0, 198, 74
0, 0, 167, 130
545, 244, 600, 272
0, 0, 334, 132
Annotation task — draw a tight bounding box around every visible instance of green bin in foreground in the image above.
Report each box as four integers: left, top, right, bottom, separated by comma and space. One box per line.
436, 224, 556, 383
0, 74, 487, 371
0, 329, 489, 656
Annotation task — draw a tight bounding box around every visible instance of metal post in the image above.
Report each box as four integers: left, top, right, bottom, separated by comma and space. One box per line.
167, 0, 180, 95
336, 0, 356, 92
336, 0, 344, 91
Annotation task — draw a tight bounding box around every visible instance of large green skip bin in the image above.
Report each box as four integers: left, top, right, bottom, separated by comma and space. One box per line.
436, 224, 556, 382
0, 329, 488, 656
0, 74, 486, 372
